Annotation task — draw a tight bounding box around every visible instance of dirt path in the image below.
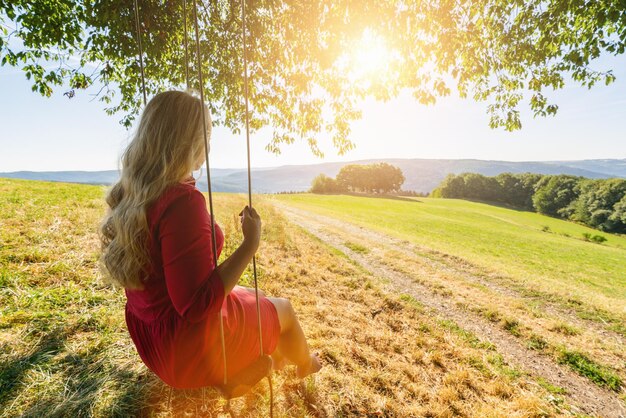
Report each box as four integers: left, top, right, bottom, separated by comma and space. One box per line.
274, 202, 626, 355
274, 202, 626, 418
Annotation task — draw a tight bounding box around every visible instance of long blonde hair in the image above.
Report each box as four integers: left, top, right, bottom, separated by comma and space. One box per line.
100, 90, 210, 289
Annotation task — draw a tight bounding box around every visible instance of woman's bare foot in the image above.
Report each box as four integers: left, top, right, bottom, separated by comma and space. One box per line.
296, 353, 322, 378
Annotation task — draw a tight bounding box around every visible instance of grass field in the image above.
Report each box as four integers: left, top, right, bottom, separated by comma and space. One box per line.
274, 194, 626, 317
0, 178, 578, 417
273, 193, 626, 407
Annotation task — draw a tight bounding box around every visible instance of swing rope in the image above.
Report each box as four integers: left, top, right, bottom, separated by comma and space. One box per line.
241, 0, 265, 360
183, 0, 190, 89
132, 0, 147, 105
240, 1, 274, 415
190, 0, 229, 387
133, 0, 273, 411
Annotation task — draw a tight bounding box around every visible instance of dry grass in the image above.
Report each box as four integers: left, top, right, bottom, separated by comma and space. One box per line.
0, 179, 567, 417
364, 243, 625, 392
273, 199, 625, 394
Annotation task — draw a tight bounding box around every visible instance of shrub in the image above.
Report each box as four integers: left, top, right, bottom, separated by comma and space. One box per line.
582, 233, 607, 243
591, 235, 607, 243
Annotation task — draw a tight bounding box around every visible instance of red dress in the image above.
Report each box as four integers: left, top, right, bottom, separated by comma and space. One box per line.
124, 178, 280, 389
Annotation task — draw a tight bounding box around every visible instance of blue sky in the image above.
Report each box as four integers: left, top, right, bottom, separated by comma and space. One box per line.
0, 53, 624, 172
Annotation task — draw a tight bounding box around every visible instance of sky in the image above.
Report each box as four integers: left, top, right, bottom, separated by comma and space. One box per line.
0, 52, 625, 172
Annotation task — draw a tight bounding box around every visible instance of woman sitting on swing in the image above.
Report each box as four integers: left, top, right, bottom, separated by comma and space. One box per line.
100, 90, 321, 389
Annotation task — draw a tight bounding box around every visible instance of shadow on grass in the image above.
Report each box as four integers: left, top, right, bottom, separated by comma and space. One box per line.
316, 192, 423, 203
461, 197, 533, 212
0, 324, 159, 417
0, 325, 74, 408
1, 323, 318, 417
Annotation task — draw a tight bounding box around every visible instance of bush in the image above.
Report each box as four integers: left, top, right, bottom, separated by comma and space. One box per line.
582, 233, 607, 244
591, 235, 607, 243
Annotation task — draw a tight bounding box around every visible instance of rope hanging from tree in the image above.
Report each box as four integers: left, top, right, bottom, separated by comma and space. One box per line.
241, 0, 265, 362
132, 0, 274, 411
189, 0, 231, 388
132, 0, 147, 105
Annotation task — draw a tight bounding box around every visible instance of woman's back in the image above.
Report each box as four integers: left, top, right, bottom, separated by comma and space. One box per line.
124, 179, 229, 388
125, 179, 224, 323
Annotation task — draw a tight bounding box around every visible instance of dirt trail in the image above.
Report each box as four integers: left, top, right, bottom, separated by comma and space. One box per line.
274, 202, 626, 418
275, 202, 626, 351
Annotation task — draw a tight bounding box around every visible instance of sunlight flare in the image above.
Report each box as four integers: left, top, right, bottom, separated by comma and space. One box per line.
337, 28, 394, 84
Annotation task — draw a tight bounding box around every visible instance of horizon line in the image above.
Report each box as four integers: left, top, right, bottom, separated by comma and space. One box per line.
2, 155, 625, 173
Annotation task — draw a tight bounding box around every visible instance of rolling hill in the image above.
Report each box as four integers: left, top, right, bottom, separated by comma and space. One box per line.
1, 158, 624, 193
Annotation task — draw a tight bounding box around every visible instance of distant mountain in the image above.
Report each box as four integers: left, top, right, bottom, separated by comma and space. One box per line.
2, 158, 625, 194
0, 170, 121, 185
547, 159, 626, 178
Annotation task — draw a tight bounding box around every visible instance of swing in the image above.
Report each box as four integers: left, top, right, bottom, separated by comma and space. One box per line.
133, 0, 274, 405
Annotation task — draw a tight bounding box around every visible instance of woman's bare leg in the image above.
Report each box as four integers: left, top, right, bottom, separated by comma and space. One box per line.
268, 297, 321, 378
270, 347, 287, 371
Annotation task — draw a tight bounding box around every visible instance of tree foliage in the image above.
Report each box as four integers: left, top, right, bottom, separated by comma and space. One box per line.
312, 163, 405, 194
570, 178, 626, 232
1, 0, 625, 154
495, 172, 543, 210
532, 175, 581, 217
433, 172, 626, 233
432, 172, 542, 210
336, 163, 405, 193
310, 174, 343, 194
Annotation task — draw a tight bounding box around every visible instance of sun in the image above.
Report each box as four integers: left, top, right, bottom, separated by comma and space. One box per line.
353, 29, 390, 76
344, 28, 392, 83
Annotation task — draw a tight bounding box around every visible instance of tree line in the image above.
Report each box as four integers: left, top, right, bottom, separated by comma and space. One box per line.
432, 173, 626, 234
311, 163, 405, 194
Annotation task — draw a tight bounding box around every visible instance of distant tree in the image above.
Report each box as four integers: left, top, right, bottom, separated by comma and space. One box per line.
494, 173, 519, 203
459, 173, 485, 199
458, 173, 502, 201
336, 165, 365, 192
571, 178, 626, 232
516, 173, 545, 210
335, 163, 404, 194
310, 174, 343, 194
432, 174, 466, 198
532, 175, 581, 217
433, 171, 625, 233
369, 163, 405, 193
609, 194, 626, 233
495, 172, 543, 209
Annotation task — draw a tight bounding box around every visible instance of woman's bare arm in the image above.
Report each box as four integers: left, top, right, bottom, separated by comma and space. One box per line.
216, 240, 257, 295
215, 206, 261, 295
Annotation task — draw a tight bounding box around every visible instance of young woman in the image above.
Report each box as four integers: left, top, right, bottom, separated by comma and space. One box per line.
100, 90, 321, 389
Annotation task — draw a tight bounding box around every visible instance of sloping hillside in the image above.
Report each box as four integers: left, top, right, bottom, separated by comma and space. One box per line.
0, 178, 576, 417
275, 193, 626, 415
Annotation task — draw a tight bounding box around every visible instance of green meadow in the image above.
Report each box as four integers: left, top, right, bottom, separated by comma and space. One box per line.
274, 194, 626, 317
3, 178, 579, 416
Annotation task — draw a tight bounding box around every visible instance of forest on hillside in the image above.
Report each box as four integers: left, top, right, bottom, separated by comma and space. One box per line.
432, 173, 626, 234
